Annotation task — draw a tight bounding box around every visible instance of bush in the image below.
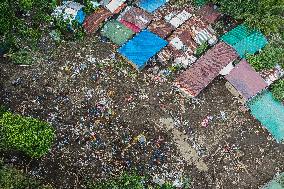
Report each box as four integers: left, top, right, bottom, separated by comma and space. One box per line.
195, 42, 209, 58
271, 79, 284, 102
246, 42, 284, 71
0, 112, 55, 158
0, 164, 52, 189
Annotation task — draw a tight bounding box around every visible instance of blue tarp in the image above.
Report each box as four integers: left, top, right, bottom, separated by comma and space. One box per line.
118, 30, 168, 70
233, 31, 268, 58
248, 91, 284, 143
75, 9, 86, 24
137, 0, 168, 12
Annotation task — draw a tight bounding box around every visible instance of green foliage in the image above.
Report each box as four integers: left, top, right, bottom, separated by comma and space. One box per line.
195, 42, 209, 58
82, 0, 98, 15
0, 164, 53, 189
0, 105, 8, 117
87, 172, 181, 189
279, 175, 284, 187
0, 112, 55, 158
246, 42, 284, 71
7, 49, 34, 65
211, 0, 284, 36
271, 79, 284, 102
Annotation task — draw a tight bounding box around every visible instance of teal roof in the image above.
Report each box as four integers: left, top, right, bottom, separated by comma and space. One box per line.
261, 172, 284, 189
248, 91, 284, 143
233, 31, 268, 58
221, 24, 252, 46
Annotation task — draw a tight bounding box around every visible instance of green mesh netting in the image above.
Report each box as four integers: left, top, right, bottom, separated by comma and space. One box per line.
248, 91, 284, 143
101, 20, 135, 46
261, 172, 284, 189
233, 31, 268, 58
220, 24, 252, 46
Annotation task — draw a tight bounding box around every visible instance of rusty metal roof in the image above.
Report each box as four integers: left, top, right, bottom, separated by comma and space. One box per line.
196, 4, 221, 24
147, 19, 174, 39
175, 42, 238, 96
225, 59, 268, 100
119, 7, 153, 31
83, 7, 112, 34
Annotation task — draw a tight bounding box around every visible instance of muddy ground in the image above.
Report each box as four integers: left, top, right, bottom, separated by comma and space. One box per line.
0, 33, 284, 189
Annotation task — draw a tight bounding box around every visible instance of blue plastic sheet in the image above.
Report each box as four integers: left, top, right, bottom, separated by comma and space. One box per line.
75, 9, 86, 24
118, 30, 168, 70
248, 91, 284, 143
138, 0, 168, 12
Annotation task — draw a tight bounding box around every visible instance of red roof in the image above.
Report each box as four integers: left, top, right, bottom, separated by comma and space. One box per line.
175, 42, 238, 96
225, 59, 268, 100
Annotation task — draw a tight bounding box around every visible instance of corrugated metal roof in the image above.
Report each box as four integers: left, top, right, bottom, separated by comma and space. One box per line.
225, 59, 267, 100
118, 30, 168, 70
221, 24, 252, 46
105, 0, 126, 13
175, 42, 238, 96
233, 31, 268, 58
147, 19, 174, 39
248, 91, 284, 143
101, 20, 135, 46
153, 5, 194, 28
137, 0, 169, 13
196, 4, 221, 24
179, 17, 217, 45
83, 7, 112, 34
119, 7, 152, 32
168, 26, 198, 54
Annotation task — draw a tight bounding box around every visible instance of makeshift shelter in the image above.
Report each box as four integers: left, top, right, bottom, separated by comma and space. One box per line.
101, 20, 135, 46
118, 30, 168, 70
157, 46, 197, 68
233, 31, 268, 58
52, 1, 85, 24
197, 4, 221, 24
248, 91, 284, 143
175, 42, 238, 97
220, 24, 252, 46
168, 26, 198, 54
153, 5, 193, 28
118, 7, 153, 33
182, 17, 218, 45
147, 19, 175, 39
103, 0, 126, 13
225, 59, 267, 101
137, 0, 169, 13
83, 7, 112, 34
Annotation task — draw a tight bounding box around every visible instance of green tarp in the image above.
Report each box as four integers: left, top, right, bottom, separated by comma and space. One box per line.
233, 31, 268, 58
248, 91, 284, 143
261, 172, 284, 189
101, 20, 135, 46
221, 24, 252, 46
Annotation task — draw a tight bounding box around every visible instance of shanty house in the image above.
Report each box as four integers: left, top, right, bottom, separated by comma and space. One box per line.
118, 30, 168, 70
196, 4, 221, 24
83, 7, 112, 34
118, 7, 153, 33
225, 59, 268, 102
175, 42, 238, 97
101, 20, 135, 46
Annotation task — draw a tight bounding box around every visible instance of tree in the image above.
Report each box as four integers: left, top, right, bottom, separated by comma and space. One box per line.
211, 0, 284, 36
